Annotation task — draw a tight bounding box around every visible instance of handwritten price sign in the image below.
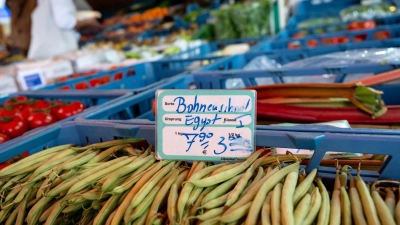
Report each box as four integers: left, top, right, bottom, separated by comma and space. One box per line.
156, 90, 256, 161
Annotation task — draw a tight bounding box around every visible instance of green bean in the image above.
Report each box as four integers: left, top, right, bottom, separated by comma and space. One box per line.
31, 149, 77, 179
220, 201, 252, 223
68, 156, 135, 195
226, 164, 257, 207
245, 162, 300, 225
202, 174, 242, 205
130, 161, 175, 208
5, 203, 19, 225
371, 181, 395, 225
93, 194, 122, 225
316, 179, 329, 225
245, 166, 264, 194
302, 187, 322, 225
224, 166, 279, 215
177, 163, 226, 221
199, 191, 231, 210
112, 161, 163, 225
146, 169, 179, 225
356, 171, 380, 225
340, 165, 350, 187
102, 155, 155, 193
340, 186, 352, 225
293, 168, 317, 206
132, 208, 149, 225
294, 193, 311, 225
44, 199, 66, 225
187, 187, 204, 207
168, 183, 179, 224
345, 170, 367, 225
281, 171, 298, 225
209, 163, 239, 176
189, 185, 217, 218
271, 183, 283, 225
106, 210, 117, 225
385, 188, 396, 217
329, 169, 341, 225
261, 191, 273, 225
1, 173, 28, 191
0, 144, 72, 177
189, 206, 224, 221
188, 150, 263, 188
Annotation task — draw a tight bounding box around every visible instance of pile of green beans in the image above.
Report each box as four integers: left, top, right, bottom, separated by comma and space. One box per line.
0, 139, 397, 225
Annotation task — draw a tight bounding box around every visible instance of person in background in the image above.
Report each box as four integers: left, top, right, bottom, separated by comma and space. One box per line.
6, 0, 36, 56
27, 0, 102, 59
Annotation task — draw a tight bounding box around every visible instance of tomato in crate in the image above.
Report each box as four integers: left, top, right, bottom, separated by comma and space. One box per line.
307, 39, 318, 47
374, 30, 390, 39
288, 41, 301, 49
74, 82, 89, 90
0, 116, 28, 138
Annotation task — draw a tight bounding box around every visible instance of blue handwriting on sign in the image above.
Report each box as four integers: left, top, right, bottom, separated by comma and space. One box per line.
185, 114, 221, 131
181, 132, 252, 155
174, 95, 251, 113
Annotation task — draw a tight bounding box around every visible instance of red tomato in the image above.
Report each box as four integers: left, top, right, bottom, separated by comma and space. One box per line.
60, 86, 71, 90
152, 99, 156, 115
307, 39, 318, 47
321, 38, 332, 45
374, 31, 390, 39
292, 33, 305, 39
31, 99, 50, 109
329, 37, 340, 45
338, 36, 349, 43
69, 101, 86, 114
360, 20, 376, 29
0, 133, 10, 144
74, 82, 89, 90
54, 105, 74, 120
288, 42, 301, 49
348, 21, 360, 30
0, 107, 22, 118
0, 116, 28, 138
5, 96, 28, 110
28, 112, 57, 129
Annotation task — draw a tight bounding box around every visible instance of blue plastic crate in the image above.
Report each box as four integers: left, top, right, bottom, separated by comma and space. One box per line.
36, 57, 217, 91
294, 0, 359, 16
281, 16, 400, 39
75, 74, 195, 122
252, 24, 400, 51
2, 120, 400, 181
193, 47, 400, 88
288, 0, 399, 29
167, 37, 268, 60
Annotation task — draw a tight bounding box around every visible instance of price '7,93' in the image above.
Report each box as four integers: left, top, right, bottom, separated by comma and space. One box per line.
180, 131, 252, 155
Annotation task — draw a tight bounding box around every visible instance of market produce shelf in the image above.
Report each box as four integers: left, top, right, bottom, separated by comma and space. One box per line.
167, 37, 267, 60
36, 57, 218, 91
2, 119, 398, 182
280, 18, 400, 39
252, 24, 400, 51
288, 0, 399, 29
293, 0, 359, 17
193, 49, 400, 88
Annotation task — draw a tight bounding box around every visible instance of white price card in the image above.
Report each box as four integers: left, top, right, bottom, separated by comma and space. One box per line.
17, 69, 46, 90
156, 90, 256, 162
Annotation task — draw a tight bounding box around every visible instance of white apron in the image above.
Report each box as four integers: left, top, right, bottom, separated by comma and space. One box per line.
28, 0, 78, 59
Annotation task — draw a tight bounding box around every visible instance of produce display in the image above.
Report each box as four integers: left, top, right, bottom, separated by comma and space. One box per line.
297, 17, 341, 29
292, 20, 376, 38
341, 3, 400, 22
0, 138, 396, 225
212, 0, 270, 40
0, 96, 86, 141
287, 29, 391, 49
103, 7, 170, 27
